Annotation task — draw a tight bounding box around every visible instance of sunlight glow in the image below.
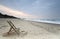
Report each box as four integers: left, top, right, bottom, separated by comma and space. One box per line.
0, 5, 38, 18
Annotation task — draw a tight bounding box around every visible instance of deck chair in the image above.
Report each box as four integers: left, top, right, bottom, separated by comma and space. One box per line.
7, 20, 20, 35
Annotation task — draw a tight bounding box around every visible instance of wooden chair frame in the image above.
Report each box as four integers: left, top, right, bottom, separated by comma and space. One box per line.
7, 20, 20, 35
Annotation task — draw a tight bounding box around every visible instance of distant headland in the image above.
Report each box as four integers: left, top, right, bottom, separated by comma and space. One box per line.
0, 12, 18, 18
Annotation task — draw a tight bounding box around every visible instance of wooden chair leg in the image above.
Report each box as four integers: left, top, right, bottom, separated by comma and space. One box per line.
7, 27, 13, 34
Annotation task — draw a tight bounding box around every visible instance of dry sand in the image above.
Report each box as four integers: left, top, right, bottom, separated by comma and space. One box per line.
0, 18, 60, 39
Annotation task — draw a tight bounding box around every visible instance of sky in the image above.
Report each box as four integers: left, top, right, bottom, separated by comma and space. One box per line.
0, 0, 60, 19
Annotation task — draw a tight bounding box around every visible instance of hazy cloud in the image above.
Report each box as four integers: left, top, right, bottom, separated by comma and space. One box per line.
0, 5, 38, 18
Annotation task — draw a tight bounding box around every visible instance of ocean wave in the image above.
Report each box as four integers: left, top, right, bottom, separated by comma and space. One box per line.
25, 19, 60, 24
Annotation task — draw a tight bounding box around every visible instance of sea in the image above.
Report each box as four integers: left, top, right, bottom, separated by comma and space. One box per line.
25, 19, 60, 24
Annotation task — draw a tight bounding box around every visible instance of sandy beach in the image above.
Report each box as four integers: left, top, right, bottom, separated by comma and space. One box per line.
0, 18, 60, 39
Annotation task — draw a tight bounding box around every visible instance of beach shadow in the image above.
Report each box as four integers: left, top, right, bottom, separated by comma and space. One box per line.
2, 30, 28, 37
3, 31, 17, 37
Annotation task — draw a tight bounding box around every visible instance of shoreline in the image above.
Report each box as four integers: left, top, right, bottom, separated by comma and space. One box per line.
25, 19, 60, 25
0, 18, 60, 25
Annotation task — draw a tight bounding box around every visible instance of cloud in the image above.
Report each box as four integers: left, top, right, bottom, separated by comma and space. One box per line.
0, 5, 38, 18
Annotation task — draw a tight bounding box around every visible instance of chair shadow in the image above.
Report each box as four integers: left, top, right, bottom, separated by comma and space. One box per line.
2, 30, 28, 37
